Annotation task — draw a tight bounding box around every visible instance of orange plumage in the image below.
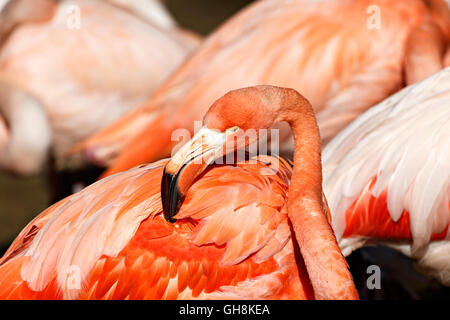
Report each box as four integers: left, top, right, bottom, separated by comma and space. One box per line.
75, 0, 449, 177
0, 157, 313, 299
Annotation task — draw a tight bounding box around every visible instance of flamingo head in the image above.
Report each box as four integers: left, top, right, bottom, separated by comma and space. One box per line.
161, 86, 293, 222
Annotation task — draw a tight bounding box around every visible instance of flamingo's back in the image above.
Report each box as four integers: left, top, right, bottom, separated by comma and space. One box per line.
76, 0, 435, 176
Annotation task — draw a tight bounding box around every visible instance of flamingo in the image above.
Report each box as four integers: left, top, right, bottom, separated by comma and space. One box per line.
0, 86, 358, 300
323, 68, 450, 285
0, 0, 199, 175
75, 0, 450, 177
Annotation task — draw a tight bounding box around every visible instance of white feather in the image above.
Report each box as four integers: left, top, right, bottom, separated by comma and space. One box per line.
323, 68, 450, 253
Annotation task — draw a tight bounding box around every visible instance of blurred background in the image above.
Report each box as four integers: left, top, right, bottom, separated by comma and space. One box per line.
0, 0, 449, 300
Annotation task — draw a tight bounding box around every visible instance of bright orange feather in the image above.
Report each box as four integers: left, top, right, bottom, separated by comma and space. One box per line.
0, 156, 314, 299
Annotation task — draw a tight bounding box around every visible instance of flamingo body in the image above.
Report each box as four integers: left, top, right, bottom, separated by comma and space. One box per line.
323, 68, 450, 284
76, 0, 449, 176
0, 0, 197, 170
0, 156, 313, 299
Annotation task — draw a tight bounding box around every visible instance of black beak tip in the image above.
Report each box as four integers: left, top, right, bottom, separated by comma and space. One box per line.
161, 168, 185, 223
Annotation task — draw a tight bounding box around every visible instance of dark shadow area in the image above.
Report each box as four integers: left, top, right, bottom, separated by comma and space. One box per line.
49, 164, 106, 203
165, 0, 255, 35
347, 245, 450, 300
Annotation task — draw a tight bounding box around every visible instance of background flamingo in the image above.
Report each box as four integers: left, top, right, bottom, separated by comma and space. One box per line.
0, 0, 199, 176
0, 86, 358, 300
323, 68, 450, 286
75, 0, 450, 177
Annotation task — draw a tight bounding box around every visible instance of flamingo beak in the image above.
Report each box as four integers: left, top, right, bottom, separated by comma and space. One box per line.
161, 126, 239, 222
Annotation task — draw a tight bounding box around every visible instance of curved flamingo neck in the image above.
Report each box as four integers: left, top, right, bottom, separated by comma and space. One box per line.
0, 81, 51, 175
0, 113, 9, 152
279, 89, 359, 300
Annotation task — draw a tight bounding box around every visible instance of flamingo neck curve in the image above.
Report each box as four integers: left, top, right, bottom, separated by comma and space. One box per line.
277, 88, 359, 300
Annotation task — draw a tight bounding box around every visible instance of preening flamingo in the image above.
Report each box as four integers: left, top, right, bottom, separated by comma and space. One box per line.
75, 0, 450, 177
0, 86, 358, 300
323, 68, 450, 285
0, 0, 199, 175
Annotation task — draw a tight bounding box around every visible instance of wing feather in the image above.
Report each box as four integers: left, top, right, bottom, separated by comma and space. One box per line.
0, 156, 305, 299
77, 0, 429, 174
323, 68, 450, 253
